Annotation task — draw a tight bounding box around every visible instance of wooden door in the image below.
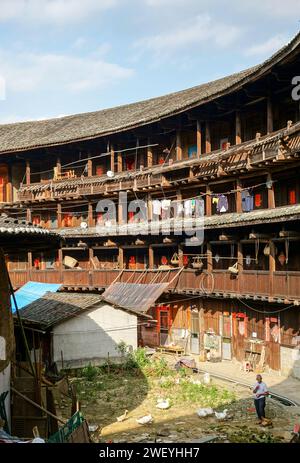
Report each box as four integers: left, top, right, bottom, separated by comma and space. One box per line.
232, 313, 247, 361
0, 165, 8, 202
157, 306, 171, 346
266, 316, 281, 371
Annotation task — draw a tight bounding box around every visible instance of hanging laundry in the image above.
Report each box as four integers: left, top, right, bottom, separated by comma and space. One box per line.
161, 199, 171, 219
152, 199, 162, 216
241, 189, 254, 212
184, 199, 193, 217
217, 194, 229, 213
195, 197, 205, 217
161, 199, 171, 210
212, 196, 219, 205
177, 202, 184, 217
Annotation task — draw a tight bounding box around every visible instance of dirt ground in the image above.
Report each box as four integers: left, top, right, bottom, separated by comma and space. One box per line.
54, 358, 297, 443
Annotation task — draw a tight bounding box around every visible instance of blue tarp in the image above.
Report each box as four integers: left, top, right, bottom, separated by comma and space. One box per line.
11, 281, 62, 312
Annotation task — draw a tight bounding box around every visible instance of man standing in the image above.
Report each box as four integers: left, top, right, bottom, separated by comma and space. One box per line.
253, 374, 269, 424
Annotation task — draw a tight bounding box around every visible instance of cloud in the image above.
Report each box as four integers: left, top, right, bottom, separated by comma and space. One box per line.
248, 0, 300, 18
245, 34, 288, 57
0, 0, 117, 24
0, 49, 134, 94
134, 14, 241, 59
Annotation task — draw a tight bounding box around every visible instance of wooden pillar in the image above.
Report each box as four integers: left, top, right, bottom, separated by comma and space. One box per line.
196, 120, 202, 157
88, 202, 93, 227
117, 149, 122, 173
147, 139, 153, 168
28, 251, 32, 270
26, 208, 31, 222
199, 301, 205, 352
58, 248, 63, 280
176, 189, 182, 218
236, 178, 243, 213
205, 185, 212, 216
235, 111, 242, 145
269, 241, 276, 297
6, 167, 13, 202
26, 160, 30, 185
176, 130, 182, 161
110, 143, 115, 172
149, 245, 154, 269
87, 154, 93, 177
118, 247, 124, 269
57, 203, 62, 228
56, 157, 61, 177
237, 242, 243, 293
267, 97, 273, 134
207, 242, 213, 273
118, 200, 123, 225
205, 122, 211, 154
267, 173, 275, 209
89, 247, 94, 271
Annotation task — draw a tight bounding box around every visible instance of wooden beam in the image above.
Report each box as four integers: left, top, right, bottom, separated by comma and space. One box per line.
176, 130, 182, 161
196, 120, 202, 157
205, 121, 211, 154
249, 232, 270, 240
235, 111, 242, 145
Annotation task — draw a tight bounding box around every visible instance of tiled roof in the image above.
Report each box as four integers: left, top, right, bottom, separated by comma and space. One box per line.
19, 292, 103, 328
0, 213, 60, 249
0, 32, 299, 154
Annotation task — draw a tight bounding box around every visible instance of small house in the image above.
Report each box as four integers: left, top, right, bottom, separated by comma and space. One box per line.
18, 292, 142, 370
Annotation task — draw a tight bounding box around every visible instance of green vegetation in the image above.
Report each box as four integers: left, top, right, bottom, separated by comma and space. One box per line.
71, 346, 236, 411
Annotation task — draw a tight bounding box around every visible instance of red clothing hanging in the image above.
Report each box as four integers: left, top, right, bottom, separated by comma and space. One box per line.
254, 193, 262, 208
288, 188, 296, 205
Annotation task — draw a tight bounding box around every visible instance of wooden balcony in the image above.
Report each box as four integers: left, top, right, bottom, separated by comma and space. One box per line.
9, 268, 300, 304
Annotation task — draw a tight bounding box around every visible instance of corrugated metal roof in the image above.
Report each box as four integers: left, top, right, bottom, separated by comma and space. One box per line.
102, 282, 170, 313
11, 281, 62, 312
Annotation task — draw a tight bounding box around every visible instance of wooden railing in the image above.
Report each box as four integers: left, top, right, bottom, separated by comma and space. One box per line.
8, 268, 300, 302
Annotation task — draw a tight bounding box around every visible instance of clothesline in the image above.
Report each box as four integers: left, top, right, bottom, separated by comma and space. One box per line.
9, 179, 276, 217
